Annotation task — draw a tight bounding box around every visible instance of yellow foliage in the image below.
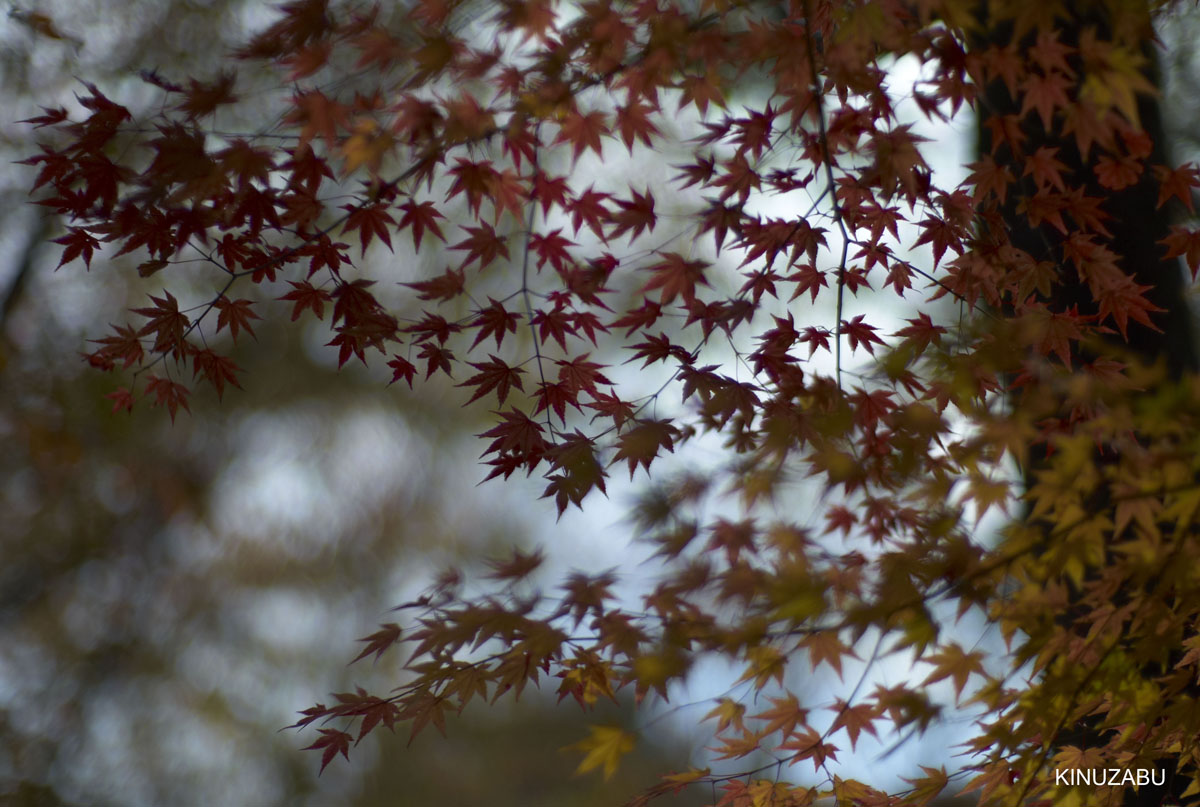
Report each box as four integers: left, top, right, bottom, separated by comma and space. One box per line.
566, 725, 636, 781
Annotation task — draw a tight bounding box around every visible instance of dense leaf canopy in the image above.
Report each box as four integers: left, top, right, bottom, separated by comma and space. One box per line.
20, 0, 1200, 805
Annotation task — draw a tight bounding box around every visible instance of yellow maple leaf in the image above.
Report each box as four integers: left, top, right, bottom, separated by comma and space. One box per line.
566, 725, 636, 780
921, 642, 985, 700
901, 765, 948, 807
340, 117, 395, 176
737, 645, 787, 690
703, 698, 747, 734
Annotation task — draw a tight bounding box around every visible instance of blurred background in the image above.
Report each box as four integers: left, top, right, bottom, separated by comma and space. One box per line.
4, 1, 1199, 805
0, 2, 711, 804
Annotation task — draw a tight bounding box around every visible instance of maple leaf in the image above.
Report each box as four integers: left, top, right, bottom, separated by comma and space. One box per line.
1154, 162, 1199, 212
1094, 154, 1141, 190
191, 349, 243, 400
417, 343, 455, 379
446, 158, 501, 219
568, 186, 611, 240
616, 101, 661, 152
386, 355, 417, 388
351, 623, 403, 664
1023, 305, 1085, 367
105, 387, 135, 414
966, 154, 1015, 204
341, 203, 395, 256
53, 228, 102, 270
705, 699, 747, 735
134, 291, 190, 357
396, 199, 446, 250
584, 390, 635, 430
531, 308, 573, 352
403, 267, 465, 303
708, 728, 763, 762
841, 315, 885, 356
302, 728, 352, 774
828, 699, 880, 751
533, 381, 578, 422
531, 173, 571, 216
626, 332, 693, 368
178, 71, 238, 119
288, 90, 347, 150
913, 216, 962, 268
478, 408, 548, 463
612, 420, 677, 479
750, 694, 807, 739
485, 547, 544, 584
607, 188, 656, 242
470, 299, 521, 349
800, 631, 856, 679
567, 725, 635, 781
88, 324, 145, 370
678, 71, 725, 115
1022, 146, 1067, 191
777, 726, 839, 771
641, 253, 711, 305
144, 374, 191, 422
1160, 225, 1200, 280
674, 154, 717, 190
213, 298, 260, 342
1020, 71, 1071, 130
543, 433, 607, 516
920, 643, 985, 700
555, 109, 608, 163
555, 354, 612, 394
279, 281, 332, 321
611, 302, 663, 337
18, 106, 69, 129
894, 313, 947, 355
402, 692, 449, 743
451, 223, 510, 269
529, 228, 577, 274
459, 356, 526, 405
900, 765, 948, 807
1094, 276, 1162, 339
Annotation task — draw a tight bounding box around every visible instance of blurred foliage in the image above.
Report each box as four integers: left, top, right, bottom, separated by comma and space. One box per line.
0, 3, 700, 805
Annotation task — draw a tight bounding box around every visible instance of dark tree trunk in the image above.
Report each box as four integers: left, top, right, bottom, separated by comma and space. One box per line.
975, 5, 1196, 805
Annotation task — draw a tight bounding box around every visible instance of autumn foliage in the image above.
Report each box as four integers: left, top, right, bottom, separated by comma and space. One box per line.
22, 0, 1200, 804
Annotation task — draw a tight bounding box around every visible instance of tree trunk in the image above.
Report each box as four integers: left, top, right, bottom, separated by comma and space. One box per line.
976, 4, 1196, 804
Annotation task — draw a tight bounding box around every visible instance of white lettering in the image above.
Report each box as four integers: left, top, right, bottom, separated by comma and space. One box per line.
1053, 767, 1169, 789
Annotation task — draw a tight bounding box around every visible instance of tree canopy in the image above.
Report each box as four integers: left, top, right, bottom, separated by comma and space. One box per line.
20, 0, 1200, 805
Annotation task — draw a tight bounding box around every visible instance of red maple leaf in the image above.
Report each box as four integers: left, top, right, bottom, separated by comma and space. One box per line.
607, 188, 656, 241
842, 315, 885, 356
612, 419, 678, 478
213, 297, 260, 342
554, 109, 608, 162
396, 199, 446, 249
133, 290, 189, 356
342, 203, 395, 256
458, 356, 526, 404
641, 253, 711, 305
279, 281, 332, 321
302, 728, 352, 774
191, 349, 243, 399
351, 623, 403, 664
144, 374, 191, 421
470, 299, 521, 349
